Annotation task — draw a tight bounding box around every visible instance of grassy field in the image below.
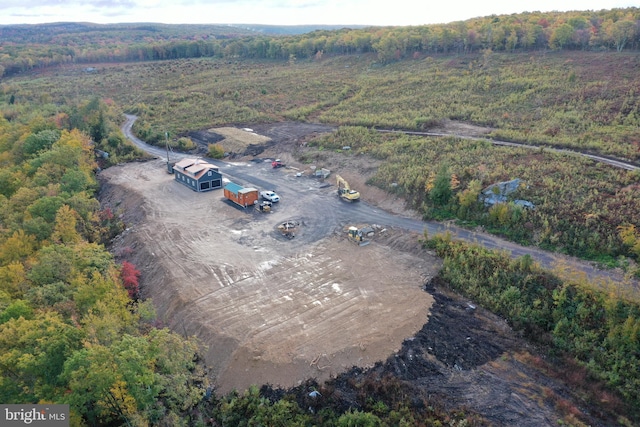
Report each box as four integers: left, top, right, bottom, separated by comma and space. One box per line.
4, 51, 640, 266
7, 51, 640, 160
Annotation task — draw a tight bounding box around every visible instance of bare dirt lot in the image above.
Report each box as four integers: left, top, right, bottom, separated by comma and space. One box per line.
103, 119, 620, 425
99, 158, 440, 394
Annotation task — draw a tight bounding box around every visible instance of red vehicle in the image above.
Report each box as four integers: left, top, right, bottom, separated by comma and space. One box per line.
272, 159, 285, 168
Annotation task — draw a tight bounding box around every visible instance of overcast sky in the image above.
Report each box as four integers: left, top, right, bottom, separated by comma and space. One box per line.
1, 0, 637, 27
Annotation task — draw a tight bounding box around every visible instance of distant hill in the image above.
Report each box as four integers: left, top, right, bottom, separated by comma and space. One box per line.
1, 8, 639, 78
0, 22, 366, 44
225, 23, 369, 35
0, 22, 256, 43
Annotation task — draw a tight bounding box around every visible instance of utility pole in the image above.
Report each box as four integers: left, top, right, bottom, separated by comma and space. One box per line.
165, 131, 174, 174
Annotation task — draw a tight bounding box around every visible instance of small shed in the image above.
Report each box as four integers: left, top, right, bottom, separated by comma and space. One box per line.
224, 182, 259, 208
173, 158, 222, 192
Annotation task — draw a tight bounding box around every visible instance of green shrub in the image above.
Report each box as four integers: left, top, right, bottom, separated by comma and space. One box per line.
176, 137, 196, 150
208, 143, 225, 159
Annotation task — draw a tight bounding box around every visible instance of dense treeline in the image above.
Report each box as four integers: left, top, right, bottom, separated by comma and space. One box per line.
0, 22, 252, 78
0, 100, 209, 425
424, 233, 640, 422
1, 8, 639, 77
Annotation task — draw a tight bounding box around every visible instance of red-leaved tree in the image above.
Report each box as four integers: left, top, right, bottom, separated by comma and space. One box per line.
120, 261, 140, 300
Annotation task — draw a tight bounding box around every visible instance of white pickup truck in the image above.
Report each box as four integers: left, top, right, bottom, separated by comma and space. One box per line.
260, 190, 280, 203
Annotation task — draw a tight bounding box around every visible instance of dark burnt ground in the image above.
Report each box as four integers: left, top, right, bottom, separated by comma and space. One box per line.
390, 280, 509, 374
259, 277, 620, 427
187, 129, 225, 156
188, 129, 225, 145
244, 122, 335, 148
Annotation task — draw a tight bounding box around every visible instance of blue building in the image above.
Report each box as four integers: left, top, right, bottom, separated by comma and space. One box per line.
172, 158, 222, 192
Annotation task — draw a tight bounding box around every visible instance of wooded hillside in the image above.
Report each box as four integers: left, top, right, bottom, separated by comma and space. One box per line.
1, 7, 639, 77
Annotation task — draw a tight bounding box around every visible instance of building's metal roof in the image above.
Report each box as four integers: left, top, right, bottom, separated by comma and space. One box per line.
224, 182, 244, 194
239, 187, 258, 194
174, 158, 196, 170
175, 158, 220, 180
186, 164, 207, 175
195, 168, 221, 180
225, 181, 258, 195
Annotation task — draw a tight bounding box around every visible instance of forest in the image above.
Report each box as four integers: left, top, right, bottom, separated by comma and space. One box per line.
1, 7, 640, 426
1, 7, 639, 77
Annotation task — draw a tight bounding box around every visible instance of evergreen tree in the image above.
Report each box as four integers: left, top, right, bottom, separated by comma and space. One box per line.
430, 164, 452, 206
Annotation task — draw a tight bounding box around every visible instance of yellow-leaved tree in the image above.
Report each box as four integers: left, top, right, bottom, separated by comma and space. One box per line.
52, 205, 81, 244
618, 224, 640, 258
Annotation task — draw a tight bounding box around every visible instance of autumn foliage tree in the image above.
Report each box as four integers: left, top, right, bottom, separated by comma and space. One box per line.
51, 205, 81, 244
120, 261, 141, 300
618, 224, 640, 259
0, 105, 208, 425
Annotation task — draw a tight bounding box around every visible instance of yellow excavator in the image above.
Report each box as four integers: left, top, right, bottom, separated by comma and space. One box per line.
336, 175, 360, 202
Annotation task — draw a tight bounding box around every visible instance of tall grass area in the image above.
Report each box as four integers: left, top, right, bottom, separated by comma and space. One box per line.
6, 52, 640, 264
319, 52, 640, 161
6, 52, 640, 160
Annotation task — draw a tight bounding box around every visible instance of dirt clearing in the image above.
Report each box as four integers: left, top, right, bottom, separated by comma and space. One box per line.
203, 126, 272, 154
99, 159, 439, 394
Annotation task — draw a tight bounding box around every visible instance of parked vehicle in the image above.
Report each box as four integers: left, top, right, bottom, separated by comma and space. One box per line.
260, 190, 280, 203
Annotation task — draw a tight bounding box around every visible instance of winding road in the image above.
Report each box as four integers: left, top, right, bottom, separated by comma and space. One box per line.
121, 114, 639, 292
379, 129, 639, 172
